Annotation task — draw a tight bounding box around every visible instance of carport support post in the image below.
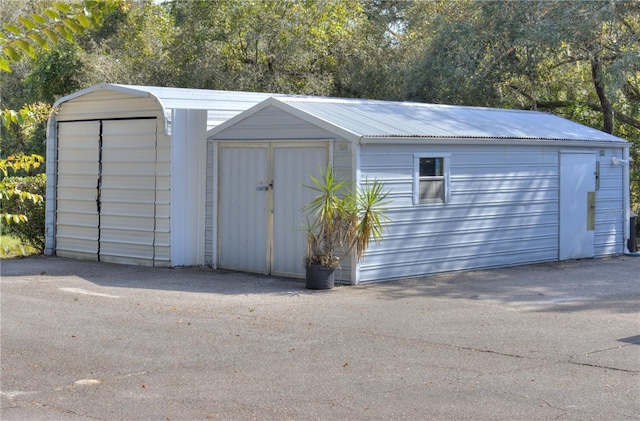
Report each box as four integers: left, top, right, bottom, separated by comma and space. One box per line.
170, 109, 207, 266
44, 115, 58, 255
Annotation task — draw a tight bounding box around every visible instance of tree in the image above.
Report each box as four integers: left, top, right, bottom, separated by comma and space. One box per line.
166, 0, 367, 95
1, 0, 118, 251
0, 154, 44, 224
0, 0, 116, 72
404, 1, 640, 136
402, 0, 639, 213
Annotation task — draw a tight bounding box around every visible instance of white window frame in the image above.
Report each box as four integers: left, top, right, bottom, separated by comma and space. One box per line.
413, 153, 451, 205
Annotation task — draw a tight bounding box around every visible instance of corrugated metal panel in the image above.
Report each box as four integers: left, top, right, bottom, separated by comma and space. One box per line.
204, 141, 215, 266
278, 99, 627, 143
99, 119, 158, 265
169, 109, 207, 266
55, 121, 100, 260
356, 144, 561, 283
210, 105, 333, 140
154, 122, 172, 265
595, 148, 626, 257
272, 145, 327, 278
218, 146, 269, 273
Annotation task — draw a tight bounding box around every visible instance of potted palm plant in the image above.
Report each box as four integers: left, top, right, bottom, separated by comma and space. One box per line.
302, 166, 390, 289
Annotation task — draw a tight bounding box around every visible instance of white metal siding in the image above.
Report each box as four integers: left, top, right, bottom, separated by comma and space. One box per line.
595, 148, 626, 256
204, 140, 215, 266
153, 123, 171, 266
99, 119, 158, 265
55, 121, 100, 260
170, 109, 207, 266
357, 144, 561, 282
272, 145, 327, 277
56, 90, 162, 121
211, 106, 333, 141
218, 146, 269, 273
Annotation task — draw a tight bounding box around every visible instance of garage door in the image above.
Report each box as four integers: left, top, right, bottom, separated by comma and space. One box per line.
218, 142, 328, 277
56, 121, 100, 260
56, 118, 160, 265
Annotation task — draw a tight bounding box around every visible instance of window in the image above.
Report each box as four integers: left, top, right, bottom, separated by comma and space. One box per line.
414, 154, 449, 204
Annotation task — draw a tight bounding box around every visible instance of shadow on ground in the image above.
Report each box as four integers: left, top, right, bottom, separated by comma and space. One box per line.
0, 255, 305, 296
361, 256, 640, 314
2, 255, 639, 313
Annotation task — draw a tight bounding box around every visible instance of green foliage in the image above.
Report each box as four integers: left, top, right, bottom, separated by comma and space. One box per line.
0, 173, 46, 251
303, 166, 390, 268
23, 43, 86, 103
0, 153, 44, 177
1, 1, 120, 162
1, 102, 52, 159
0, 0, 638, 216
0, 0, 118, 72
167, 0, 366, 94
0, 154, 45, 251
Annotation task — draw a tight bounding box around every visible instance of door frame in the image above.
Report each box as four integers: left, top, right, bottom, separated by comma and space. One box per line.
216, 140, 331, 276
558, 150, 596, 260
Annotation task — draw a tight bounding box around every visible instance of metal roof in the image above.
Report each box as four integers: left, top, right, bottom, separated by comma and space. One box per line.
53, 83, 293, 110
53, 84, 302, 131
274, 97, 627, 143
55, 85, 627, 144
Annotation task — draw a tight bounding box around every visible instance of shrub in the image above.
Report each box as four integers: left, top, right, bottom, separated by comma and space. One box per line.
1, 174, 46, 251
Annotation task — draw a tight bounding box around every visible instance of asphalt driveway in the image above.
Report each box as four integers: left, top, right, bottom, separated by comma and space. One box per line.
1, 255, 639, 420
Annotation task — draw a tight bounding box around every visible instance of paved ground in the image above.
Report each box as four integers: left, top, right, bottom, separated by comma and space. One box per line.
1, 255, 639, 420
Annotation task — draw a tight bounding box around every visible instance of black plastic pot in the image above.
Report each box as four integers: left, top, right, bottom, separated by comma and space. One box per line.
305, 264, 335, 290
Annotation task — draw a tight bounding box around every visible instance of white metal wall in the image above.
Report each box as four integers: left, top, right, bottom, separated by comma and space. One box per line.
356, 143, 626, 283
204, 140, 216, 266
170, 109, 207, 266
594, 148, 627, 256
359, 144, 558, 281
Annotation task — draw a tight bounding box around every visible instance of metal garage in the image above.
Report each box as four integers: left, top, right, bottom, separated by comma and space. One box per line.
46, 84, 286, 266
208, 97, 632, 284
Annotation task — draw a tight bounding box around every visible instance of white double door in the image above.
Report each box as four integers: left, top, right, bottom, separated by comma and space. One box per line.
56, 118, 160, 265
218, 142, 328, 277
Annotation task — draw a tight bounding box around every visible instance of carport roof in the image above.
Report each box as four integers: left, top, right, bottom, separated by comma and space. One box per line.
53, 84, 303, 131
53, 83, 293, 110
209, 96, 628, 144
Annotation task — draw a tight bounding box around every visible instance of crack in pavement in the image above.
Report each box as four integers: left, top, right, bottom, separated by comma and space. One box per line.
567, 358, 640, 374
583, 343, 633, 356
28, 401, 105, 420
